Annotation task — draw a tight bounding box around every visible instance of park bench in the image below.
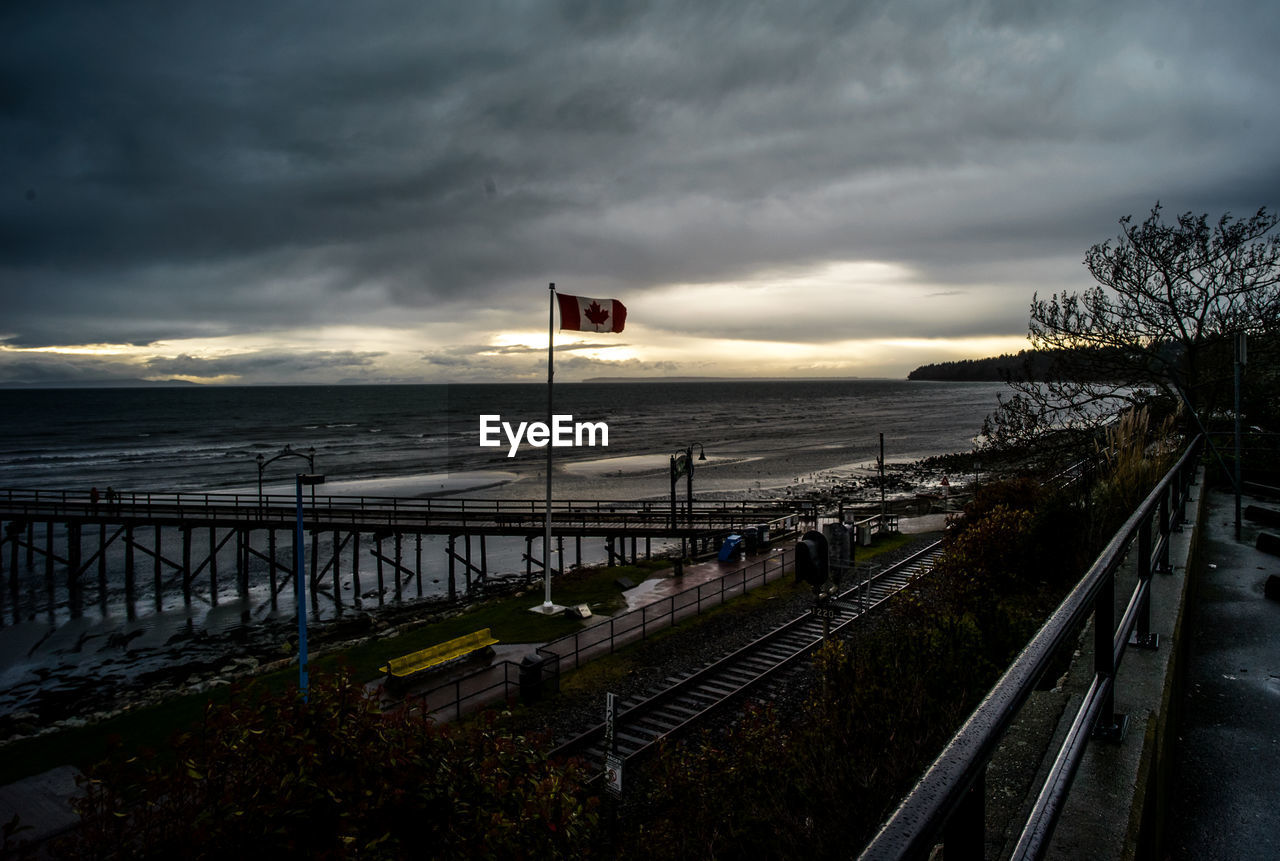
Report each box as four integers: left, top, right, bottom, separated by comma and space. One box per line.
380, 628, 499, 690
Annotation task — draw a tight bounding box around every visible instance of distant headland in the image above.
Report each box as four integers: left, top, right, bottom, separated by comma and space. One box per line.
580, 376, 870, 383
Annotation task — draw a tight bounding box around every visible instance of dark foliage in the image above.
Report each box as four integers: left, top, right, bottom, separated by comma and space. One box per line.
984, 204, 1280, 453
907, 348, 1124, 383
61, 672, 601, 859
623, 476, 1097, 858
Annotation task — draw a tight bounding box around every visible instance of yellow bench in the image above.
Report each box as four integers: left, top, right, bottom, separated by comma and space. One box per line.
381, 628, 499, 687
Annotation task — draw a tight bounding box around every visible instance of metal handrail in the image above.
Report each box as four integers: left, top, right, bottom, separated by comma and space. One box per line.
859, 434, 1203, 861
414, 546, 795, 721
0, 490, 797, 534
0, 487, 796, 514
538, 546, 794, 672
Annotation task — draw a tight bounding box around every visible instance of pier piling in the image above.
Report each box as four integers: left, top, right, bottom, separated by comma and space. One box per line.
125, 525, 136, 620
0, 490, 798, 628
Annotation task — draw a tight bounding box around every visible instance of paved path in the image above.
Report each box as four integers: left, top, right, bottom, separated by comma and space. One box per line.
1167, 489, 1280, 860
385, 545, 797, 721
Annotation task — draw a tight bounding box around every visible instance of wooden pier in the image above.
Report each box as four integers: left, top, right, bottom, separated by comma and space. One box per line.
0, 489, 800, 624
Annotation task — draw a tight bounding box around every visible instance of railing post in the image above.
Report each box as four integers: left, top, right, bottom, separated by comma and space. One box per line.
1131, 515, 1158, 650
943, 766, 986, 861
1179, 456, 1192, 523
1157, 489, 1172, 573
1092, 567, 1127, 741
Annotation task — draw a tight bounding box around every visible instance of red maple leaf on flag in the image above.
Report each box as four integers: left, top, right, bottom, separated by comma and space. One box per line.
584, 301, 610, 328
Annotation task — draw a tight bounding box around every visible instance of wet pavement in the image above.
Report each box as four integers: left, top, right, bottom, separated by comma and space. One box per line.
619, 549, 784, 611
1167, 489, 1280, 860
380, 544, 798, 720
382, 518, 956, 722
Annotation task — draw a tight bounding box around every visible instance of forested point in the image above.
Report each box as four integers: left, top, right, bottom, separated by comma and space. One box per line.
907, 350, 1051, 381
906, 345, 1165, 383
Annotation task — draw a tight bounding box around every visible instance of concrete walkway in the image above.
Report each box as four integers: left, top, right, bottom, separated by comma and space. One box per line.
1166, 489, 1280, 860
0, 764, 82, 851
1039, 481, 1280, 861
1041, 470, 1207, 861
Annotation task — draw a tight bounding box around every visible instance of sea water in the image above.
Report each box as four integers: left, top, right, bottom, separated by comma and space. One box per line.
0, 380, 1004, 494
0, 380, 1006, 715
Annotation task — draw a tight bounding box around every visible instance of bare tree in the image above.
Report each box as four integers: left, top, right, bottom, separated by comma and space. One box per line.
983, 203, 1280, 451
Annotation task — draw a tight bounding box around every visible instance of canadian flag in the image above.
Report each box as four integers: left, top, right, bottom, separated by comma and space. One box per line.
557, 293, 627, 333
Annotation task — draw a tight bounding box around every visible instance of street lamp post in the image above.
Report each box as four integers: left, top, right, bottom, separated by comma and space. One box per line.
295, 472, 325, 702
256, 445, 317, 511
670, 443, 707, 552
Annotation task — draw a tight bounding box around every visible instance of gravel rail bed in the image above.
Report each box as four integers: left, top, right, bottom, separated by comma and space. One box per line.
510, 533, 945, 752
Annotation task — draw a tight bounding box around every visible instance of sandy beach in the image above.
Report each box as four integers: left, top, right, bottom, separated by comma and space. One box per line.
0, 446, 972, 736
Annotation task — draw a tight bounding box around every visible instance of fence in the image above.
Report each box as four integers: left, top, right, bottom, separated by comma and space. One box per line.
858, 434, 1203, 860
417, 546, 794, 722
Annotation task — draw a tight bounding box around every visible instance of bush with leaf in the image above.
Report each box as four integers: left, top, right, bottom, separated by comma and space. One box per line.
628, 475, 1107, 858
62, 671, 601, 859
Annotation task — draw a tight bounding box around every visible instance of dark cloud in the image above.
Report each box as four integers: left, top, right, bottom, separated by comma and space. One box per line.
485, 342, 631, 355
143, 350, 383, 378
557, 355, 679, 376
419, 342, 641, 381
2, 0, 1278, 364
0, 347, 390, 387
0, 356, 147, 387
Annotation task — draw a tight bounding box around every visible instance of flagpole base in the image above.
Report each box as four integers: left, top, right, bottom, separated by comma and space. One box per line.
529, 602, 567, 616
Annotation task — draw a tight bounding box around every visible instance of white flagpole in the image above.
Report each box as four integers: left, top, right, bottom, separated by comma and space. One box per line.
540, 283, 557, 611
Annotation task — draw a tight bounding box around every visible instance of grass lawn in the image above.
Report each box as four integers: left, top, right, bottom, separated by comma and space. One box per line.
0, 535, 923, 785
0, 559, 668, 784
544, 532, 921, 700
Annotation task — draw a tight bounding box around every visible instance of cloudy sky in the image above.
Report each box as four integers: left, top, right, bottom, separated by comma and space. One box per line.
4, 0, 1278, 386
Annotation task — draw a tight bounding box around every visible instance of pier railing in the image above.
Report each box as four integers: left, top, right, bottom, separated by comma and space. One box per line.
0, 488, 796, 533
858, 434, 1203, 860
418, 546, 795, 722
0, 488, 795, 513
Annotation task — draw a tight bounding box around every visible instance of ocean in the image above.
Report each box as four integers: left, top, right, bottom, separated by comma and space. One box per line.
0, 380, 1006, 717
1, 380, 1004, 498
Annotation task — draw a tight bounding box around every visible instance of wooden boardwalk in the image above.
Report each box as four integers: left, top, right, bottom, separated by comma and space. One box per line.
0, 488, 801, 623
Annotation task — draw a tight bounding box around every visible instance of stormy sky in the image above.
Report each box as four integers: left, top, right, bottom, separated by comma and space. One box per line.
4, 0, 1278, 385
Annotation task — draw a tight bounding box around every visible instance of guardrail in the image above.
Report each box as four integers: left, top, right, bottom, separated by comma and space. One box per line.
413, 661, 524, 725
814, 511, 899, 541
416, 546, 795, 722
859, 434, 1203, 861
540, 545, 794, 672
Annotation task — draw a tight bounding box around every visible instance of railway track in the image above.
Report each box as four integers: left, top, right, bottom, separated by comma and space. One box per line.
550, 540, 945, 766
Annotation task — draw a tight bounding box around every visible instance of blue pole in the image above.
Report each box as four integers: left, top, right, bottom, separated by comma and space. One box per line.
295, 474, 309, 702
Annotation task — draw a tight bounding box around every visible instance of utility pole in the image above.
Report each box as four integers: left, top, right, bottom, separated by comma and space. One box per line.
1235, 332, 1246, 540
879, 433, 886, 522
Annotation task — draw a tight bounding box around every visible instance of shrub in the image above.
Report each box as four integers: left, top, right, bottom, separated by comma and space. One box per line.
62, 672, 600, 859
